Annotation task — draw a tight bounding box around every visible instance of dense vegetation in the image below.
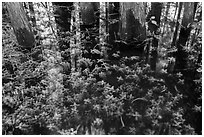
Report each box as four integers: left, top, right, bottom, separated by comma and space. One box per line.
2, 2, 202, 135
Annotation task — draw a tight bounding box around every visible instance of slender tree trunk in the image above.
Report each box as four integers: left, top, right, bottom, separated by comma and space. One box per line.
120, 2, 146, 42
70, 4, 76, 72
146, 2, 162, 71
28, 2, 36, 28
175, 2, 195, 71
145, 37, 152, 64
107, 2, 120, 45
173, 2, 178, 19
190, 3, 200, 48
75, 2, 82, 71
100, 2, 108, 59
171, 2, 183, 47
162, 2, 170, 36
6, 2, 35, 50
69, 2, 81, 72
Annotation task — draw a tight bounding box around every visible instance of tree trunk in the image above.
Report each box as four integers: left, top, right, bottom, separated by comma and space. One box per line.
171, 2, 183, 47
28, 2, 36, 28
53, 2, 73, 32
175, 2, 195, 71
69, 2, 82, 72
146, 2, 162, 34
162, 2, 170, 36
80, 2, 100, 33
173, 2, 178, 19
100, 2, 108, 59
53, 2, 73, 51
70, 4, 76, 72
146, 2, 162, 71
190, 3, 200, 47
6, 2, 35, 50
80, 2, 99, 25
120, 2, 146, 42
107, 2, 120, 45
75, 2, 81, 60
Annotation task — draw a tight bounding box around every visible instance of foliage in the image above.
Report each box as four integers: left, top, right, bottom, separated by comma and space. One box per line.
2, 2, 201, 135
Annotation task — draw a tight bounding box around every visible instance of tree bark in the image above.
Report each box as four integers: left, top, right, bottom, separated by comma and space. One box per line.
80, 2, 100, 33
175, 2, 195, 71
173, 2, 178, 19
120, 2, 146, 42
69, 2, 82, 72
190, 3, 200, 47
80, 2, 99, 25
53, 2, 73, 32
70, 4, 76, 72
162, 2, 170, 37
28, 2, 36, 28
107, 2, 120, 45
75, 2, 81, 58
146, 2, 162, 71
146, 2, 162, 34
6, 2, 35, 50
171, 2, 183, 48
100, 2, 108, 59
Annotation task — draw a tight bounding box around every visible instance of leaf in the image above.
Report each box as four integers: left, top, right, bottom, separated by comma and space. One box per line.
117, 76, 123, 82
193, 79, 201, 84
114, 40, 128, 45
17, 123, 29, 130
112, 53, 120, 58
150, 16, 155, 19
91, 49, 101, 55
192, 105, 201, 112
197, 67, 202, 73
131, 98, 148, 103
151, 20, 158, 26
